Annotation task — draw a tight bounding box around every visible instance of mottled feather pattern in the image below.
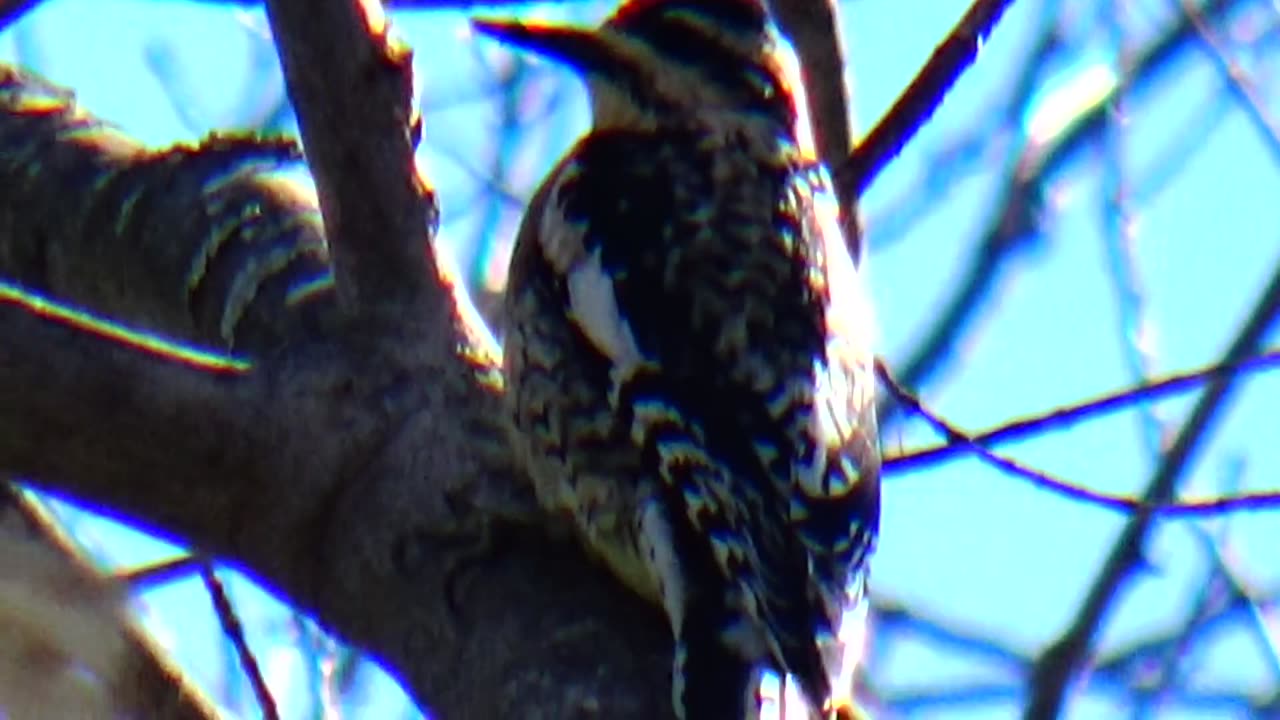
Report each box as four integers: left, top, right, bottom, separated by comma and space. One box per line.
489, 1, 879, 716
539, 123, 873, 703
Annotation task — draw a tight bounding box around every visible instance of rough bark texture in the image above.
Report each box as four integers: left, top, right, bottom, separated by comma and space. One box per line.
0, 12, 675, 718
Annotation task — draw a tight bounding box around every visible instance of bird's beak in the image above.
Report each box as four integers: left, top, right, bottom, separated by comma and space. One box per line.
471, 18, 610, 73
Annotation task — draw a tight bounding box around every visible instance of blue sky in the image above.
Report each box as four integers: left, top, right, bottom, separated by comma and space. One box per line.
3, 0, 1279, 718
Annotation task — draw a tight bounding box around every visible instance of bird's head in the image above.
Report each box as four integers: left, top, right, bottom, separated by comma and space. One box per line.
472, 0, 810, 136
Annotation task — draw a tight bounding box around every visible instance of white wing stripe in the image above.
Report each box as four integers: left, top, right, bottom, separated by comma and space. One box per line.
565, 246, 647, 375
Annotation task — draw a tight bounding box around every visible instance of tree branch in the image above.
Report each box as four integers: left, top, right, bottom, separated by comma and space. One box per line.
0, 65, 337, 351
1024, 249, 1280, 717
0, 230, 675, 716
885, 348, 1280, 475
3, 0, 1269, 716
1, 3, 680, 710
198, 563, 280, 720
880, 0, 1247, 420
878, 357, 1280, 516
833, 0, 1018, 203
263, 0, 439, 322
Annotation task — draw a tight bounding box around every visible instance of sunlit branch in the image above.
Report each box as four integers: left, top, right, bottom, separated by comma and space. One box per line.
768, 0, 857, 250
0, 280, 251, 375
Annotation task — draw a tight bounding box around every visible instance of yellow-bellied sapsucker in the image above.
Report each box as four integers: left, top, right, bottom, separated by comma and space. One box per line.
477, 1, 880, 717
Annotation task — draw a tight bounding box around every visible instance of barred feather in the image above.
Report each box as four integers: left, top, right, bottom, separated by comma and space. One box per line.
484, 1, 879, 717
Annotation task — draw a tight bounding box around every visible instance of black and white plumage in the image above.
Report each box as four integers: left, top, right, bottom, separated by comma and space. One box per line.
477, 1, 880, 717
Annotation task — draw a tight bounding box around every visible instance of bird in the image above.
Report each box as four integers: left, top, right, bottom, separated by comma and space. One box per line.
476, 1, 881, 717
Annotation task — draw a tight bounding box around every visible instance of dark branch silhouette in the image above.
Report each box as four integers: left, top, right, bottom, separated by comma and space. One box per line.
1025, 242, 1280, 719
833, 0, 1018, 203
882, 0, 1248, 421
886, 348, 1280, 474
200, 564, 280, 720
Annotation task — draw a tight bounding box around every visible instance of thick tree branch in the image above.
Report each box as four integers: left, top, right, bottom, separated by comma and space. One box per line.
2, 0, 1269, 716
0, 66, 338, 352
0, 255, 674, 717
264, 0, 440, 323
1, 16, 677, 714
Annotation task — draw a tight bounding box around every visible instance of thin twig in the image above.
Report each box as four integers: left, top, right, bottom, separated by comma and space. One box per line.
833, 0, 1019, 202
1024, 247, 1280, 718
884, 348, 1280, 474
876, 358, 1280, 517
881, 0, 1246, 424
865, 1, 1063, 253
116, 555, 200, 590
199, 563, 281, 720
1181, 0, 1280, 159
1099, 0, 1164, 456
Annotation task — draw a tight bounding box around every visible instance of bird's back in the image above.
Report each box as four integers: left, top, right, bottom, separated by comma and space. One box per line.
490, 2, 879, 716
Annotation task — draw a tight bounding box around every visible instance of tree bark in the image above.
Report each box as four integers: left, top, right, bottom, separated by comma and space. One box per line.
0, 14, 675, 718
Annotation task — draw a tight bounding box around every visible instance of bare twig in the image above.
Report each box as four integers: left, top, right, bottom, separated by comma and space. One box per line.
833, 0, 1019, 202
880, 0, 1248, 423
1024, 249, 1280, 718
877, 359, 1280, 517
1181, 0, 1280, 158
1099, 0, 1163, 456
885, 348, 1280, 474
199, 564, 280, 720
116, 555, 200, 590
865, 0, 1063, 252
